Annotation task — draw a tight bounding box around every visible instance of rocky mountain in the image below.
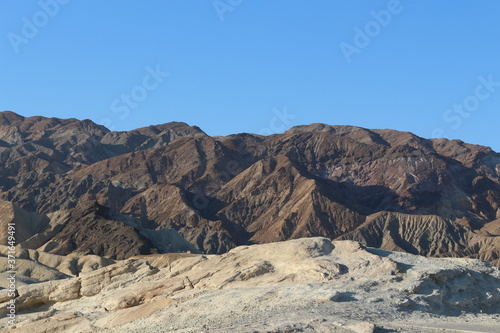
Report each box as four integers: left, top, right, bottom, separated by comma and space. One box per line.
1, 111, 499, 265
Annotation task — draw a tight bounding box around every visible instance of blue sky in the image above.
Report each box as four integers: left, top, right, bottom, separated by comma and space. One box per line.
1, 0, 499, 151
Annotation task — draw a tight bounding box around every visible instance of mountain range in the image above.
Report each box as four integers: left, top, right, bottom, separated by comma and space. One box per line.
0, 111, 499, 265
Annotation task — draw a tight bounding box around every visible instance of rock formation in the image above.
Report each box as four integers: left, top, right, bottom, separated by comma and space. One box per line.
0, 238, 498, 332
0, 111, 499, 264
1, 111, 500, 331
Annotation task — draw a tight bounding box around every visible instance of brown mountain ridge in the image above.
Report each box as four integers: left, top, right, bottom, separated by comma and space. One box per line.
0, 111, 499, 265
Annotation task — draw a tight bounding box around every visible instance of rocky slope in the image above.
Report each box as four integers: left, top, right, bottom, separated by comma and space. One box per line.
0, 199, 198, 260
0, 111, 500, 264
0, 238, 499, 332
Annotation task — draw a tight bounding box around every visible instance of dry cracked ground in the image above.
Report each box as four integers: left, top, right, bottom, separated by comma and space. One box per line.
1, 237, 499, 332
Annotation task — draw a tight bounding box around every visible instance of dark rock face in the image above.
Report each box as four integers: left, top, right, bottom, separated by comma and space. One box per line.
1, 111, 499, 264
0, 199, 159, 259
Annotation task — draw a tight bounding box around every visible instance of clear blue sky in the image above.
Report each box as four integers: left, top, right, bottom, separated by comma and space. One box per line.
1, 0, 499, 151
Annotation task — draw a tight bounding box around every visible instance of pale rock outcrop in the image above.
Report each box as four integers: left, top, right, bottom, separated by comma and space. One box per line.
0, 238, 498, 332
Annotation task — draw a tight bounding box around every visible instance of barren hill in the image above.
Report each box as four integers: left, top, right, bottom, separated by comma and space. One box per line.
1, 111, 499, 264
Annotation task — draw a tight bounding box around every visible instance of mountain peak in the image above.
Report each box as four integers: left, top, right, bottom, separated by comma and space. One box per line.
0, 110, 25, 125
0, 112, 498, 268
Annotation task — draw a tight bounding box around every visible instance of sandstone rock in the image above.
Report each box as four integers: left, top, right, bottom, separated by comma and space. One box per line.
0, 278, 81, 314
79, 259, 157, 296
0, 237, 498, 332
346, 322, 376, 333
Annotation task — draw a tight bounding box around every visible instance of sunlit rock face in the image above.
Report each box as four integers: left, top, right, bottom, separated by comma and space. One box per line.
0, 111, 499, 265
1, 238, 499, 332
